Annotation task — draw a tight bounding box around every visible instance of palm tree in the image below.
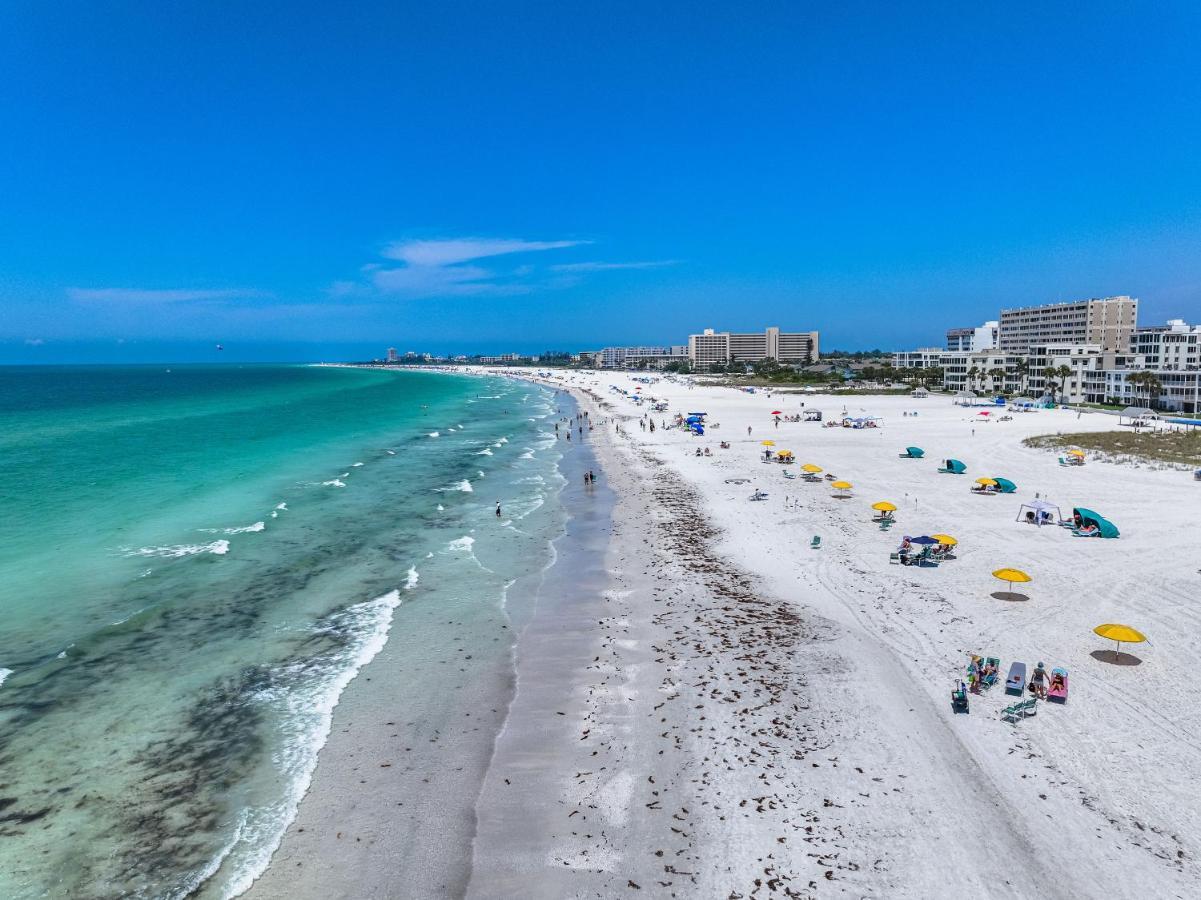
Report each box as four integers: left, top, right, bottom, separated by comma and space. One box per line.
988, 368, 1006, 393
1041, 366, 1058, 402
1128, 370, 1164, 409
1014, 357, 1029, 396
966, 365, 979, 392
1056, 364, 1073, 403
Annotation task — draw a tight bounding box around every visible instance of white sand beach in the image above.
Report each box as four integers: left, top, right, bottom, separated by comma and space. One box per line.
465, 369, 1199, 898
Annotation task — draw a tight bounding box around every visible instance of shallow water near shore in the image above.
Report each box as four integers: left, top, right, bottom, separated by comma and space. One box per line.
0, 364, 567, 898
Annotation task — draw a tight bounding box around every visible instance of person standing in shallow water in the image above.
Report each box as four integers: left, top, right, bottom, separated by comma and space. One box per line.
495, 501, 502, 518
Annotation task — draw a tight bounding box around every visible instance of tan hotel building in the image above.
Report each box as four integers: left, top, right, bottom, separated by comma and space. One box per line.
688, 327, 820, 369
997, 295, 1137, 353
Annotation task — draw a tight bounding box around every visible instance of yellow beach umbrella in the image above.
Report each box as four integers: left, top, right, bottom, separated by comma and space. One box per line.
1094, 623, 1146, 661
761, 440, 776, 446
992, 567, 1031, 596
931, 533, 958, 546
831, 480, 852, 491
975, 477, 998, 486
1068, 449, 1085, 457
871, 501, 897, 512
802, 463, 822, 473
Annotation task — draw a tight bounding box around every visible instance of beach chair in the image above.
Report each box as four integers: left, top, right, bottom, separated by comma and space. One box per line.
889, 551, 902, 564
810, 535, 821, 549
1001, 704, 1023, 724
982, 657, 1001, 689
1047, 667, 1068, 703
1021, 698, 1038, 717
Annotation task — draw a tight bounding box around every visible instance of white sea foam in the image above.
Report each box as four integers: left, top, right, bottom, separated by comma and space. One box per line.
476, 448, 493, 455
447, 535, 475, 551
519, 450, 535, 459
0, 668, 12, 687
435, 479, 472, 492
437, 504, 444, 511
124, 540, 230, 559
217, 588, 404, 899
322, 479, 346, 488
428, 431, 440, 438
351, 462, 364, 467
385, 449, 396, 455
404, 567, 419, 590
497, 437, 508, 444
200, 521, 265, 535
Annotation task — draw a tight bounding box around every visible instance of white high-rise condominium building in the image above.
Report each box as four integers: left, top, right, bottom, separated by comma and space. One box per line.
1132, 319, 1201, 370
998, 296, 1138, 353
386, 347, 399, 362
687, 327, 819, 369
892, 348, 945, 369
945, 321, 998, 352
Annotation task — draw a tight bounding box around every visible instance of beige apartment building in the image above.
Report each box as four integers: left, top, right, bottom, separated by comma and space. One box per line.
997, 295, 1138, 352
688, 327, 819, 369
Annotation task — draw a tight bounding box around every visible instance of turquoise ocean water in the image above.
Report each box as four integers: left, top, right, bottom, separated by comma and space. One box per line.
0, 364, 566, 898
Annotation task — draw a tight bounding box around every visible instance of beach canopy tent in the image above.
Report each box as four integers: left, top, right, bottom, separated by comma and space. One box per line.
1119, 406, 1155, 425
901, 446, 924, 458
1073, 507, 1120, 538
1011, 397, 1037, 408
1016, 499, 1061, 525
955, 390, 977, 398
993, 477, 1017, 493
911, 387, 929, 397
939, 458, 967, 474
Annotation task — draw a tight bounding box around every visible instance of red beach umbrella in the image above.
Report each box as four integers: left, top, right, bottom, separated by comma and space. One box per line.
771, 410, 782, 415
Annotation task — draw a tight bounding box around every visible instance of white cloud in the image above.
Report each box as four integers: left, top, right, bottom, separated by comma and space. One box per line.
366, 236, 588, 299
25, 337, 45, 346
382, 237, 588, 267
550, 260, 679, 273
67, 287, 265, 303
331, 236, 674, 301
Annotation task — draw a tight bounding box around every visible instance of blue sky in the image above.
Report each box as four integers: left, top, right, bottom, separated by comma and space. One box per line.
3, 2, 1201, 362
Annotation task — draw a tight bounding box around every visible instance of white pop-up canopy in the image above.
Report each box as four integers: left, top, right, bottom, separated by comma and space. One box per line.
1016, 499, 1062, 525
